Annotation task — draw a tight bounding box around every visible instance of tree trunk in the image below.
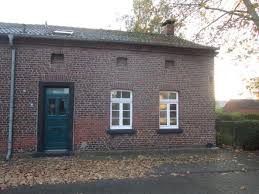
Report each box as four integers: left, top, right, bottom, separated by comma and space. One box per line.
243, 0, 259, 30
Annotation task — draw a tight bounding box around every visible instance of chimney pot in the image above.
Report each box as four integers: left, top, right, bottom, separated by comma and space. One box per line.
161, 19, 176, 36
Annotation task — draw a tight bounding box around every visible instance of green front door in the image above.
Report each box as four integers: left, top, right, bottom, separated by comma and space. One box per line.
43, 88, 70, 150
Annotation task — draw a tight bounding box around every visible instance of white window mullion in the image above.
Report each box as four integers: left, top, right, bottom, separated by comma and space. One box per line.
130, 103, 132, 127
167, 103, 170, 126
176, 103, 179, 128
119, 103, 123, 127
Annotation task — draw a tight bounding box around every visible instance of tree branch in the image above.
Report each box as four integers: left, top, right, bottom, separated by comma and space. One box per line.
204, 1, 244, 44
194, 12, 228, 40
243, 0, 259, 29
173, 3, 252, 20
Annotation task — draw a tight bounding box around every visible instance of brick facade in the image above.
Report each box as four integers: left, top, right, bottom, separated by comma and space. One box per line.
0, 37, 215, 154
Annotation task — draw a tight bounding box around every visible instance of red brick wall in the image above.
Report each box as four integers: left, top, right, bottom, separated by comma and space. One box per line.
0, 38, 215, 153
0, 43, 11, 154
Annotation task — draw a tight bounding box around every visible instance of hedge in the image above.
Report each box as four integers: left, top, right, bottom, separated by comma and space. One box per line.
215, 108, 259, 121
216, 120, 259, 150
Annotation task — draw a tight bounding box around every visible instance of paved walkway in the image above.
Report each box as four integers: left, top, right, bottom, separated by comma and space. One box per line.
2, 149, 259, 194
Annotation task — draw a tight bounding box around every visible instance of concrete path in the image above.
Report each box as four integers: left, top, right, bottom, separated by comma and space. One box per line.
2, 149, 259, 194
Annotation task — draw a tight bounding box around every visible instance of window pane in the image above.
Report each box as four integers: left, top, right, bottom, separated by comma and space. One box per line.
160, 92, 168, 99
169, 92, 177, 99
170, 118, 177, 125
47, 88, 69, 95
112, 111, 119, 118
170, 111, 176, 118
123, 119, 130, 125
160, 104, 167, 110
111, 91, 121, 98
48, 99, 56, 115
112, 119, 119, 126
123, 103, 130, 110
58, 98, 66, 115
122, 91, 130, 98
123, 111, 130, 118
160, 118, 167, 125
112, 103, 119, 110
160, 111, 167, 118
170, 104, 176, 111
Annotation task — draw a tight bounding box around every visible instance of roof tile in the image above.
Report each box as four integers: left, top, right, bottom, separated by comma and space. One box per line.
0, 22, 217, 50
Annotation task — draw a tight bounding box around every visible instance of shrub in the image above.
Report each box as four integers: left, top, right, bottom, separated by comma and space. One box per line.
215, 109, 259, 121
235, 121, 259, 150
216, 122, 235, 146
243, 114, 259, 120
216, 120, 259, 150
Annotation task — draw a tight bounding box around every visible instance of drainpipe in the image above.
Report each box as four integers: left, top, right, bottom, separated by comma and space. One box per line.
6, 34, 16, 160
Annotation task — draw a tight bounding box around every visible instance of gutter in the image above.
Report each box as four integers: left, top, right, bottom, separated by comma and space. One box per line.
6, 34, 16, 160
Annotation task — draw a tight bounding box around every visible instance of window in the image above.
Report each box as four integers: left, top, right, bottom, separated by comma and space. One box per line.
165, 60, 175, 68
51, 53, 64, 64
116, 57, 128, 66
110, 90, 132, 129
159, 91, 179, 129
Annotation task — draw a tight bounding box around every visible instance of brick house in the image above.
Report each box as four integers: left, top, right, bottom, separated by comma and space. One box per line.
0, 21, 216, 156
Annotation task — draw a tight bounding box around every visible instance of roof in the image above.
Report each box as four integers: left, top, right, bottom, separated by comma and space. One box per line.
224, 99, 259, 114
0, 22, 217, 50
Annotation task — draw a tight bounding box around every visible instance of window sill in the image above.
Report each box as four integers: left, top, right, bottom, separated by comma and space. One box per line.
158, 128, 183, 134
107, 128, 136, 135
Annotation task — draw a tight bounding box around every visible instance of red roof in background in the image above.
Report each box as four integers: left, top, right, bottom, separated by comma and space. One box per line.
224, 99, 259, 114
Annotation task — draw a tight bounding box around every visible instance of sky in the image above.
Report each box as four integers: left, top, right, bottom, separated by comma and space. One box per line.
1, 0, 258, 101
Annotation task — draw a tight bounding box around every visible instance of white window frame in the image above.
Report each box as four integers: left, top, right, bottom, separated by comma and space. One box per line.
159, 91, 179, 129
110, 90, 132, 130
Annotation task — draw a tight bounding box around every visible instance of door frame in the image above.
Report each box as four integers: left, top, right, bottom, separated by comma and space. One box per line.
37, 82, 74, 152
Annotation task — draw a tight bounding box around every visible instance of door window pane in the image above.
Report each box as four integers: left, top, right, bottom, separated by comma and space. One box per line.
48, 99, 56, 115
58, 99, 66, 115
47, 88, 69, 95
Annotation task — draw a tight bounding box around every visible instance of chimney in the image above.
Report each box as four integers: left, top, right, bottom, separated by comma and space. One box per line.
161, 19, 176, 36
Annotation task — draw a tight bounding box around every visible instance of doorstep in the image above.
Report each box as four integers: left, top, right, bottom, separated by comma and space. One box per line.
32, 150, 73, 158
